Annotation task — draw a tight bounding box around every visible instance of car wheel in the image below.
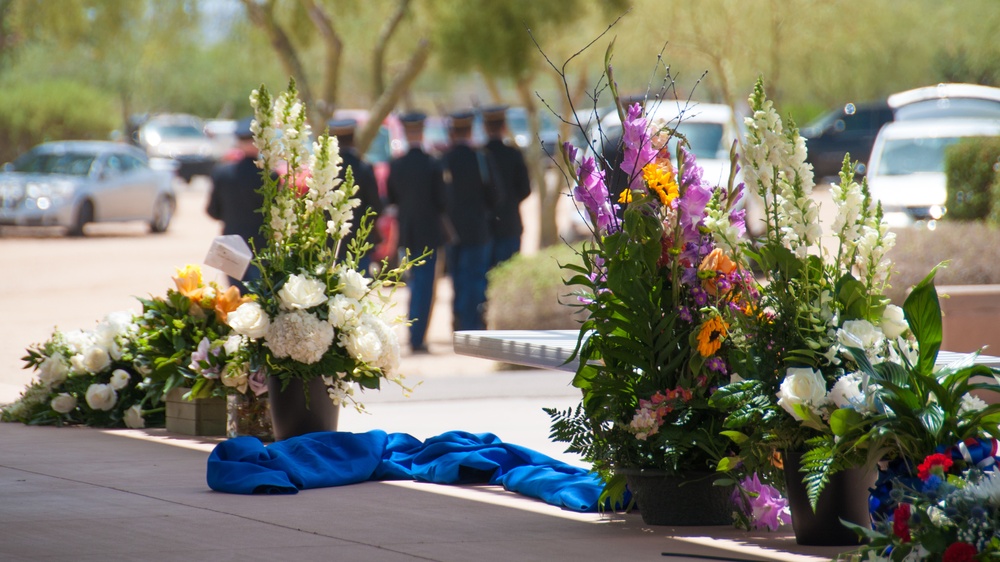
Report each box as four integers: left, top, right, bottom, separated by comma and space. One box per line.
149, 195, 175, 233
67, 200, 94, 237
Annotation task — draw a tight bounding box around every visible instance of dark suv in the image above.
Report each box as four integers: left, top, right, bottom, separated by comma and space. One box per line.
800, 101, 894, 182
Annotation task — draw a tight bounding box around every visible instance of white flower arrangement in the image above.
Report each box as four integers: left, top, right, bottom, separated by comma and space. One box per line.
225, 81, 427, 412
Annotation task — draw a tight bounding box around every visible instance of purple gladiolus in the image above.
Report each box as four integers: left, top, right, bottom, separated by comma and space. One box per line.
733, 472, 791, 531
620, 103, 657, 191
573, 156, 617, 233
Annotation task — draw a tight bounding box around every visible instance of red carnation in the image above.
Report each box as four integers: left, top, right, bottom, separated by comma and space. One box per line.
892, 503, 911, 543
917, 453, 954, 481
943, 542, 977, 562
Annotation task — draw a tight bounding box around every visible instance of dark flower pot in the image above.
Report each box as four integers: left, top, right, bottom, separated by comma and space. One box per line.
622, 469, 733, 526
267, 375, 339, 441
782, 450, 874, 546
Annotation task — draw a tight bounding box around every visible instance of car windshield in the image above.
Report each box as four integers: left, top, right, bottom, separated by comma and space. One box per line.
13, 151, 96, 176
894, 99, 1000, 121
876, 136, 964, 175
146, 123, 205, 138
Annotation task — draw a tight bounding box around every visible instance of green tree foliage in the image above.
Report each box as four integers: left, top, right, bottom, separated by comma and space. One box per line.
0, 78, 118, 162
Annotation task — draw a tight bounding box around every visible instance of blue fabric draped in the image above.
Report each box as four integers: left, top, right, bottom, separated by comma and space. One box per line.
206, 430, 603, 512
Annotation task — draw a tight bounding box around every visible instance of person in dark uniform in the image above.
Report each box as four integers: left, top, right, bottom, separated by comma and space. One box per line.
481, 106, 531, 269
441, 111, 499, 331
207, 117, 266, 294
387, 112, 449, 353
329, 118, 383, 274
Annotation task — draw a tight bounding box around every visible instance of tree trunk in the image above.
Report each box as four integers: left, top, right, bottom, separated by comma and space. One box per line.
356, 38, 431, 155
241, 0, 320, 129
372, 0, 410, 99
300, 0, 341, 124
516, 76, 559, 249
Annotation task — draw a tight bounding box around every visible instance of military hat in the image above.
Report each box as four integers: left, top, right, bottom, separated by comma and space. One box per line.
448, 111, 475, 130
234, 117, 254, 140
399, 112, 427, 132
327, 118, 357, 136
481, 105, 509, 124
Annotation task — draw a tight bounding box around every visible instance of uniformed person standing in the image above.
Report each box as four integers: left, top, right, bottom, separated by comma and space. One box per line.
207, 117, 266, 294
329, 118, 383, 274
481, 106, 531, 269
387, 112, 449, 353
441, 111, 499, 331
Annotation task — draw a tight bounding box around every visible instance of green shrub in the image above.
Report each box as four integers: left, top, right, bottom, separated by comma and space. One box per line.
485, 243, 588, 330
944, 136, 1000, 221
0, 79, 119, 163
887, 222, 1000, 304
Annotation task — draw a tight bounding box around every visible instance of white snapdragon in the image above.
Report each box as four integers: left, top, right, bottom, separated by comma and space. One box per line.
776, 367, 829, 420
278, 273, 327, 310
265, 310, 334, 364
249, 87, 279, 169
856, 222, 896, 291
307, 135, 343, 212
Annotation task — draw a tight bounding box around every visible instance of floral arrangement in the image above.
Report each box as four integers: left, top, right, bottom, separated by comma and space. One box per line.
710, 78, 921, 513
132, 264, 257, 399
846, 445, 1000, 561
545, 71, 756, 507
2, 310, 160, 428
221, 81, 425, 409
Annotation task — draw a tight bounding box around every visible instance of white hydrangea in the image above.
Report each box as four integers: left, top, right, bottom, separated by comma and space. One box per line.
265, 310, 334, 364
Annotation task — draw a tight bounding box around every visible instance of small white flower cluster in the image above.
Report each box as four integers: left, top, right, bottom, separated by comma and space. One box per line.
31, 312, 147, 428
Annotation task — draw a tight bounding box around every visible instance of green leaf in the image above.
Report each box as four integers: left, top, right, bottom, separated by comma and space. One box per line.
720, 430, 748, 444
829, 408, 865, 437
903, 266, 944, 375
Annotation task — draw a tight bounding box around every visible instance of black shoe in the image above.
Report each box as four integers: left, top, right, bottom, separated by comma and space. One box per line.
411, 345, 429, 355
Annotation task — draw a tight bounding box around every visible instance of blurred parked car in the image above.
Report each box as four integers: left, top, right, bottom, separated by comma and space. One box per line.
866, 118, 1000, 228
801, 101, 894, 182
888, 83, 1000, 121
135, 114, 218, 184
505, 106, 560, 160
0, 141, 175, 236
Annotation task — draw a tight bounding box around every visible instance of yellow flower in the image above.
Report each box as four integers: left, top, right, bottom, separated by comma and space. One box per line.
173, 264, 204, 300
643, 161, 679, 205
618, 188, 633, 204
696, 315, 729, 357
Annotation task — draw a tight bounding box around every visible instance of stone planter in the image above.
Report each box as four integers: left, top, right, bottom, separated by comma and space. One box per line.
165, 388, 226, 436
938, 284, 1000, 404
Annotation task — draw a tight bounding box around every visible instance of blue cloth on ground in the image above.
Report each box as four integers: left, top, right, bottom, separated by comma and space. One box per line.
206, 430, 603, 512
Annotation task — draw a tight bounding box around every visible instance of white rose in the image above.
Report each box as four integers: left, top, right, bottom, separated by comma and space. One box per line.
278, 274, 328, 310
109, 369, 132, 390
50, 393, 77, 414
123, 405, 145, 429
837, 319, 883, 350
829, 373, 863, 409
85, 384, 117, 411
341, 322, 384, 364
38, 353, 69, 388
327, 294, 362, 328
227, 302, 270, 338
776, 367, 829, 420
338, 266, 370, 300
80, 346, 111, 374
880, 305, 909, 339
221, 362, 249, 394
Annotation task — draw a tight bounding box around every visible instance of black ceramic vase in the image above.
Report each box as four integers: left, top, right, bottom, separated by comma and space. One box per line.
782, 450, 874, 546
621, 469, 733, 526
267, 375, 339, 441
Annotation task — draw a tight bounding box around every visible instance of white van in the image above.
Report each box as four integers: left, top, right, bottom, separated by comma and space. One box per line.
866, 118, 1000, 227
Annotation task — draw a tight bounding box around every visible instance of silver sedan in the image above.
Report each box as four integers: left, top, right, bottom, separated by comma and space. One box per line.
0, 140, 176, 236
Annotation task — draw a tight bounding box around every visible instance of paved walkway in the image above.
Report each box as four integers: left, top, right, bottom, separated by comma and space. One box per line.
0, 180, 854, 561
